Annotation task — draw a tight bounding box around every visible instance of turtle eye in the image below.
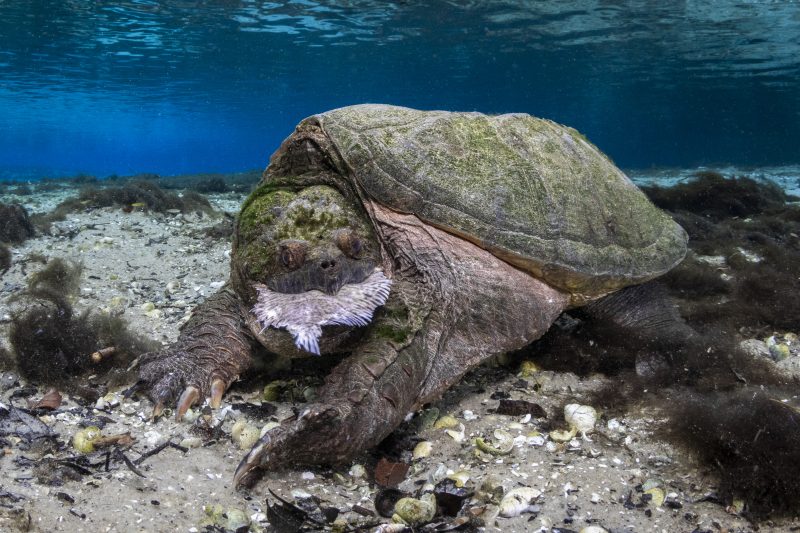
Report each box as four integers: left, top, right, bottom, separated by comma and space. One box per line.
277, 241, 307, 271
335, 230, 364, 259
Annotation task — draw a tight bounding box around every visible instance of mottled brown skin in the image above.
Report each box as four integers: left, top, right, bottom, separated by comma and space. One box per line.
137, 187, 569, 484
137, 105, 687, 486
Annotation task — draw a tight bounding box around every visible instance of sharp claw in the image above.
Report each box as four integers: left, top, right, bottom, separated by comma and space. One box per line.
233, 435, 269, 487
210, 378, 226, 409
176, 386, 200, 421
152, 402, 164, 419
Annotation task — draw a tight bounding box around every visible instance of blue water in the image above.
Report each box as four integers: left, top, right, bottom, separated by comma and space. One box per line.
1, 1, 799, 179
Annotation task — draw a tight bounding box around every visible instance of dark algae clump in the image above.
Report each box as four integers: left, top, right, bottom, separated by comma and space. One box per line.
643, 170, 794, 220
73, 180, 214, 214
0, 202, 36, 243
528, 172, 800, 519
0, 243, 10, 274
646, 173, 800, 334
7, 258, 159, 389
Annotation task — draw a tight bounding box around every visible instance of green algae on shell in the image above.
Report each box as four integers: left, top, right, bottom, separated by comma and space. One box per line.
270, 104, 688, 302
392, 493, 436, 525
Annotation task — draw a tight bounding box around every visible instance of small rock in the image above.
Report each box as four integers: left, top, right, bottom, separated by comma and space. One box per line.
180, 437, 202, 448
413, 441, 433, 460
393, 493, 436, 525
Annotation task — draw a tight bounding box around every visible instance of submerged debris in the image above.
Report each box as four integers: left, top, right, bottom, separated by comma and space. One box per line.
495, 399, 547, 418
392, 492, 436, 525
0, 402, 55, 442
28, 387, 62, 410
564, 403, 597, 439
498, 486, 541, 518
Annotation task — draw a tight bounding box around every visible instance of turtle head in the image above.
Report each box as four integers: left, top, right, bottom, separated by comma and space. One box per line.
232, 184, 390, 354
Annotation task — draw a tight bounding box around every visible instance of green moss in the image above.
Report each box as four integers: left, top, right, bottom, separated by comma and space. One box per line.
234, 183, 374, 282
374, 323, 411, 343
371, 298, 414, 343
318, 105, 687, 298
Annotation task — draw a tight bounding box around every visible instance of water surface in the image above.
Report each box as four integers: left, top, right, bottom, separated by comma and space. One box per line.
1, 1, 799, 178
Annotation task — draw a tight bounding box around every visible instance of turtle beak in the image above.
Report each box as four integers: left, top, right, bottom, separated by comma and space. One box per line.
268, 256, 376, 296
316, 255, 344, 295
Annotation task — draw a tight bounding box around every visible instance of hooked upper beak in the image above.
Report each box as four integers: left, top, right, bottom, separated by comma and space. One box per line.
267, 256, 375, 296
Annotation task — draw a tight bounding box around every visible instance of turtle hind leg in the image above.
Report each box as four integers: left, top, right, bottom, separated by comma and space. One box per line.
580, 281, 696, 348
577, 281, 782, 388
573, 281, 700, 379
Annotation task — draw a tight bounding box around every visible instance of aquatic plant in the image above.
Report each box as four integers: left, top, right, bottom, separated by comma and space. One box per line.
0, 202, 35, 243
7, 258, 159, 388
643, 170, 795, 221
0, 243, 10, 274
526, 173, 800, 518
31, 179, 217, 232
193, 176, 229, 193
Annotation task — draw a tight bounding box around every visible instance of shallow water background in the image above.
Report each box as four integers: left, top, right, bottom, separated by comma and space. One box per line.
1, 1, 799, 179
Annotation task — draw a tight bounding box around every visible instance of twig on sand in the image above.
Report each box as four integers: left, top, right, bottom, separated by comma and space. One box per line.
113, 447, 146, 478
133, 440, 188, 466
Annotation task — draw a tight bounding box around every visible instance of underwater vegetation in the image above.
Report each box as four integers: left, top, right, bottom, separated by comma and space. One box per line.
528, 172, 800, 518
73, 179, 214, 213
644, 170, 794, 220
0, 202, 35, 243
4, 258, 159, 394
199, 212, 236, 240
155, 170, 260, 194
31, 179, 216, 232
646, 171, 800, 334
192, 176, 229, 193
0, 243, 10, 274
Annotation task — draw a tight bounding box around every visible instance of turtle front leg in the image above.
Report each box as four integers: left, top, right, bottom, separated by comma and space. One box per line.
233, 209, 572, 486
234, 285, 431, 485
137, 285, 256, 418
234, 328, 427, 485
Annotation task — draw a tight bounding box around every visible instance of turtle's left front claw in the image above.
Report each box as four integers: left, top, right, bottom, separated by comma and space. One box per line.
232, 403, 346, 487
176, 386, 200, 421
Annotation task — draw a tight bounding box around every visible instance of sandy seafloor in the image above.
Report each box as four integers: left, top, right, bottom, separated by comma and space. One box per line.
0, 171, 798, 533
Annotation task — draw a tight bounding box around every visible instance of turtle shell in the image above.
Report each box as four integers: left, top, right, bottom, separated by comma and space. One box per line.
267, 104, 687, 303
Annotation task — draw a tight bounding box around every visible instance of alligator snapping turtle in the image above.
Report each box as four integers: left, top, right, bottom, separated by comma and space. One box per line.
138, 104, 687, 485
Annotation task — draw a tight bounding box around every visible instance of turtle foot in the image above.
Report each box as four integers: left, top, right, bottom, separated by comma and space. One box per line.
233, 402, 351, 486
137, 347, 247, 420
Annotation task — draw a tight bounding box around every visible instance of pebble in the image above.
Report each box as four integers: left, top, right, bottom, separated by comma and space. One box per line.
349, 464, 366, 478
143, 430, 165, 447
180, 437, 203, 448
